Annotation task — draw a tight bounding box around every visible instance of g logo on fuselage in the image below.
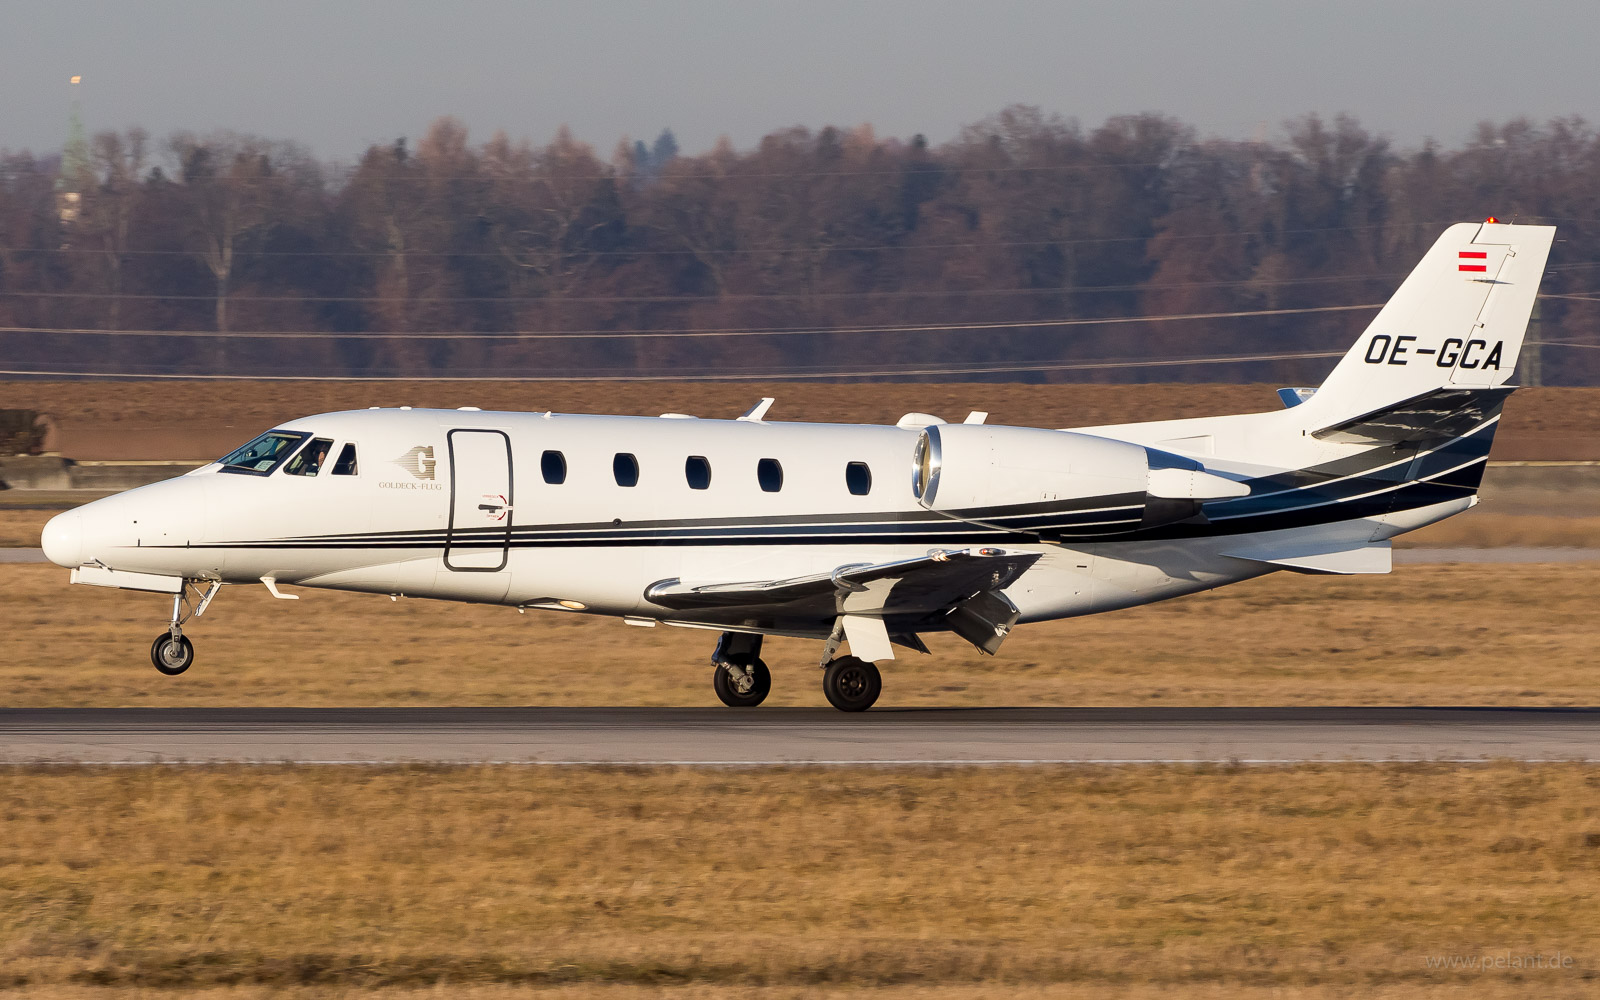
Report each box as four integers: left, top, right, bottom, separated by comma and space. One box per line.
392, 445, 437, 481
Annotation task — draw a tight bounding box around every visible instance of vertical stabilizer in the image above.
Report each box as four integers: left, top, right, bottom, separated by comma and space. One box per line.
1300, 221, 1555, 428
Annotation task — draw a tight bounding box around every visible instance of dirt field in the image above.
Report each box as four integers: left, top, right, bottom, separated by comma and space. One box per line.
5, 561, 1598, 708
6, 381, 1599, 459
1, 765, 1596, 996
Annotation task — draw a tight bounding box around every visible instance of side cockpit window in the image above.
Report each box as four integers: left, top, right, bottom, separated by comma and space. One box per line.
284, 438, 334, 477
217, 430, 309, 476
332, 443, 358, 476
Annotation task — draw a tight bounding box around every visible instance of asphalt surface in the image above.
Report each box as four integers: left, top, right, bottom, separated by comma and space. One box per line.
2, 707, 1597, 764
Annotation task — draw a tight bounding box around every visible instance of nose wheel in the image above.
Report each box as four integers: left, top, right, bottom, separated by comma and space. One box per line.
151, 632, 195, 675
146, 580, 219, 676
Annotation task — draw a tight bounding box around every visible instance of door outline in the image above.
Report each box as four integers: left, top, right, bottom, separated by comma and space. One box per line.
444, 428, 513, 572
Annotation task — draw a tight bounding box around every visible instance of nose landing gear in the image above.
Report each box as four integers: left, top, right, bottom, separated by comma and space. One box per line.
151, 632, 195, 675
149, 580, 220, 677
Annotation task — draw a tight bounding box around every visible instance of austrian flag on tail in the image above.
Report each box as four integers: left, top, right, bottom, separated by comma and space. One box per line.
1458, 251, 1488, 272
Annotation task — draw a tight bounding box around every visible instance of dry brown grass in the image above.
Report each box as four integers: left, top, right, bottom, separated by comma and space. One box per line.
1, 765, 1597, 995
4, 561, 1599, 708
8, 380, 1600, 437
0, 508, 51, 547
11, 990, 1576, 1000
1394, 513, 1600, 548
7, 380, 1598, 460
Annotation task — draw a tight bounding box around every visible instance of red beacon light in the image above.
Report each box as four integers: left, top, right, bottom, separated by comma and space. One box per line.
1484, 216, 1501, 224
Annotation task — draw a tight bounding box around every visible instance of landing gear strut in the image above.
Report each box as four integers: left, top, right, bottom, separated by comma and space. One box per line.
711, 632, 771, 707
150, 580, 220, 677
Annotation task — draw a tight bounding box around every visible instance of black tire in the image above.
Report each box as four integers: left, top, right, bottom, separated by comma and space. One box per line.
150, 633, 194, 676
713, 657, 771, 707
823, 656, 881, 712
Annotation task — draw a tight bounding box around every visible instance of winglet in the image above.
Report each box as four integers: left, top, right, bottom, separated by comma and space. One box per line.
737, 398, 775, 422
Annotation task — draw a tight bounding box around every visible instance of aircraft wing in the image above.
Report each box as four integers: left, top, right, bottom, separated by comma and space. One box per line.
644, 546, 1040, 622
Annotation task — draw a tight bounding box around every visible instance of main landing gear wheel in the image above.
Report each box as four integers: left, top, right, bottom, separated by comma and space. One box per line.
822, 656, 881, 712
713, 658, 772, 708
150, 632, 194, 676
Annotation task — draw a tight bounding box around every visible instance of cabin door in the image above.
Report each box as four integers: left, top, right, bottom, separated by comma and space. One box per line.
444, 429, 513, 573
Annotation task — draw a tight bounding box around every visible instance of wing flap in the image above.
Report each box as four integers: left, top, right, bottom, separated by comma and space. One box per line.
644, 546, 1041, 618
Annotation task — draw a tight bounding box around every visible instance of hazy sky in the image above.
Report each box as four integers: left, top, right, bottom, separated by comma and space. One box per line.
4, 0, 1599, 163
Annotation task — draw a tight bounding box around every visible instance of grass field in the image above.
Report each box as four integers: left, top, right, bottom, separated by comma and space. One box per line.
4, 560, 1598, 708
9, 380, 1600, 437
6, 380, 1598, 460
1, 764, 1596, 997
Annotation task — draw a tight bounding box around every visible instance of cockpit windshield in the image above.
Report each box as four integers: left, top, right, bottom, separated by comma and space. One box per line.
217, 430, 311, 476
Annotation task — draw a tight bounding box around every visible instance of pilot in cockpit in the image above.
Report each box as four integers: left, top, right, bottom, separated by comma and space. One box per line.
285, 439, 332, 477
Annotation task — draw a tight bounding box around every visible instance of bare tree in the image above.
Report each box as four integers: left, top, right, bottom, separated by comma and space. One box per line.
85, 128, 148, 330
169, 131, 273, 333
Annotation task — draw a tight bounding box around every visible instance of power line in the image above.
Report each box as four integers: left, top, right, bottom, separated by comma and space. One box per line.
0, 303, 1382, 341
0, 220, 1459, 259
0, 270, 1405, 304
0, 348, 1347, 382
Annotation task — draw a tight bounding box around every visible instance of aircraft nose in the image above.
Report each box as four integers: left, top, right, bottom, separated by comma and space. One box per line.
40, 510, 84, 568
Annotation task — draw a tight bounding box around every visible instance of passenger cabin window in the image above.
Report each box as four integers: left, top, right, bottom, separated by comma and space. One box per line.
283, 437, 334, 477
757, 458, 783, 493
542, 450, 567, 484
217, 429, 308, 476
846, 461, 872, 495
614, 452, 640, 487
685, 455, 712, 490
332, 443, 359, 476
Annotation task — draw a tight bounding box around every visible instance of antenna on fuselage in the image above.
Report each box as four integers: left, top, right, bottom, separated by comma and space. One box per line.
737, 398, 775, 422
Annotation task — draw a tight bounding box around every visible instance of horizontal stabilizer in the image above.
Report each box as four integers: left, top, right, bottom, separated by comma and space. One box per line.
1222, 540, 1392, 575
1312, 385, 1513, 446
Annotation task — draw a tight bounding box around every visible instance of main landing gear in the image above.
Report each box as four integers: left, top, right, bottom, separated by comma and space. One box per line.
821, 656, 881, 712
711, 632, 771, 707
150, 580, 221, 676
709, 628, 884, 712
816, 619, 880, 712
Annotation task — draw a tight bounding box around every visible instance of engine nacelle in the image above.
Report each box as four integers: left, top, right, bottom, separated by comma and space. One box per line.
910, 424, 1247, 536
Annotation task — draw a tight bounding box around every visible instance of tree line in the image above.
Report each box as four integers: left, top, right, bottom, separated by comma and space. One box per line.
1, 108, 1597, 384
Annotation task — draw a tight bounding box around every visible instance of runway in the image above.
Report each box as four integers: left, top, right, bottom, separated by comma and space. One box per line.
3, 707, 1597, 764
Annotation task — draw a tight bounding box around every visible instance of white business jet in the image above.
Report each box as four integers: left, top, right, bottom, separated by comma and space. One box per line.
41, 221, 1552, 710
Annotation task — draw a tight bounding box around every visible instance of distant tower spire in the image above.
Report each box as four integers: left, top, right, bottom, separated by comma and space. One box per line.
57, 75, 90, 227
